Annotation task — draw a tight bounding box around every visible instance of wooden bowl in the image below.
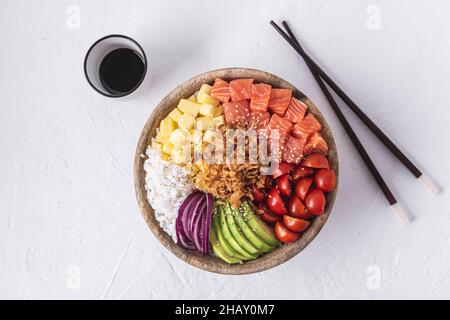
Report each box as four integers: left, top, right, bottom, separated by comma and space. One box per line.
134, 68, 338, 274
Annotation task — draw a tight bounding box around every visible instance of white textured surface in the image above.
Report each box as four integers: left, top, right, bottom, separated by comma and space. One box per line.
1, 0, 450, 299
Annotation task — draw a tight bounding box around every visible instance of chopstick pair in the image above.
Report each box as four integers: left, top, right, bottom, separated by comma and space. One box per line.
270, 20, 440, 225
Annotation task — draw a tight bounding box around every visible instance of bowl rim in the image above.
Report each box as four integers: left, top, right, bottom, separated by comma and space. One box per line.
134, 67, 338, 275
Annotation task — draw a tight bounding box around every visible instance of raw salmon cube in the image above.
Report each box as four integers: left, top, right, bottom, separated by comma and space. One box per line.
268, 114, 293, 144
284, 98, 308, 123
248, 111, 271, 131
250, 83, 272, 112
210, 78, 231, 103
248, 111, 271, 158
291, 113, 321, 140
282, 135, 306, 164
270, 146, 284, 163
223, 100, 251, 128
304, 132, 329, 155
229, 79, 254, 102
268, 114, 293, 135
268, 89, 292, 116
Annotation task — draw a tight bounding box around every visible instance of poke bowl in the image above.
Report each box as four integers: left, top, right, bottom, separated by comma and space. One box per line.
134, 68, 338, 274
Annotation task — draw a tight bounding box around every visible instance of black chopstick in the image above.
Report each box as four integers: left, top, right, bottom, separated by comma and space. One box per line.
270, 20, 439, 195
277, 21, 409, 224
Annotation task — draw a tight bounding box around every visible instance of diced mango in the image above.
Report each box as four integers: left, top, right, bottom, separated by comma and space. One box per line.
203, 129, 221, 144
188, 95, 197, 103
151, 140, 162, 151
191, 129, 202, 143
178, 114, 196, 130
197, 93, 219, 107
162, 141, 175, 154
168, 108, 183, 123
214, 105, 224, 116
171, 149, 184, 164
160, 117, 177, 137
161, 153, 171, 161
195, 117, 215, 131
191, 129, 203, 152
177, 99, 200, 118
199, 104, 216, 117
172, 146, 191, 165
155, 131, 169, 144
169, 128, 190, 146
213, 115, 225, 127
197, 84, 212, 100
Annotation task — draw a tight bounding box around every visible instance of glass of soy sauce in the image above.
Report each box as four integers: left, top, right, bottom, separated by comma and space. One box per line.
84, 35, 147, 98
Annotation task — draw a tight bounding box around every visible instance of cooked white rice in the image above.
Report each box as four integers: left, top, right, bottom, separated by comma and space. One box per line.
144, 148, 194, 242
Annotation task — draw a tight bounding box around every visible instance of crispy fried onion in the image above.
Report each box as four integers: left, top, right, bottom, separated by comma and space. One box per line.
190, 125, 270, 207
193, 163, 265, 208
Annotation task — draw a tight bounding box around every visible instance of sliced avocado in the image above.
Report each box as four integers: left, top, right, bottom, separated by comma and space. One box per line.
219, 206, 256, 260
224, 203, 261, 256
218, 205, 256, 260
212, 210, 248, 261
210, 225, 242, 264
241, 201, 280, 247
233, 204, 275, 253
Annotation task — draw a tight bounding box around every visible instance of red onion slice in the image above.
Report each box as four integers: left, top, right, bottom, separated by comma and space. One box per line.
202, 193, 213, 255
191, 200, 207, 251
177, 192, 201, 245
181, 193, 203, 240
187, 193, 206, 235
176, 217, 194, 250
175, 191, 214, 255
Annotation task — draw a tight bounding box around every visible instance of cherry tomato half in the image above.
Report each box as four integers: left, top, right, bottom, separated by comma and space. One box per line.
287, 195, 306, 218
252, 187, 266, 202
301, 154, 329, 169
292, 166, 314, 180
304, 189, 326, 215
283, 215, 311, 232
271, 162, 294, 179
314, 169, 336, 192
265, 176, 273, 190
260, 208, 281, 224
276, 174, 291, 197
297, 210, 314, 220
294, 177, 313, 201
267, 187, 288, 215
274, 222, 300, 244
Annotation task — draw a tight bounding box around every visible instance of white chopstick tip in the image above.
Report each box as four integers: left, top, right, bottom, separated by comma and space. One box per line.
418, 174, 440, 195
391, 203, 411, 225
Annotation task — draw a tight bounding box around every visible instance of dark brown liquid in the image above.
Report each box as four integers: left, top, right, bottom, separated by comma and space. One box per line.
99, 48, 145, 94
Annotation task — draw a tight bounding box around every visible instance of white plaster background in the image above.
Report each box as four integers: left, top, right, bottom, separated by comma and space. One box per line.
1, 0, 450, 299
